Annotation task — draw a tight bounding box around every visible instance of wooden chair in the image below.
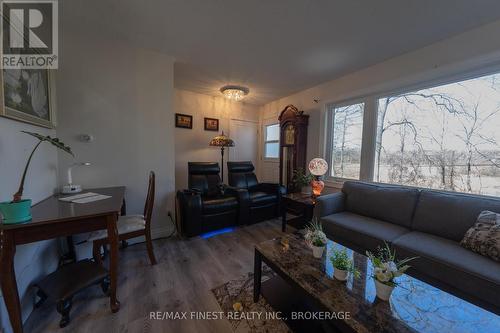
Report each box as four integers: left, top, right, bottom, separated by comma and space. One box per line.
90, 171, 157, 265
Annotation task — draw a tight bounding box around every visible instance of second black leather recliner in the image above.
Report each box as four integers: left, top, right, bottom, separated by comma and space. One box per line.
227, 161, 285, 224
177, 162, 247, 237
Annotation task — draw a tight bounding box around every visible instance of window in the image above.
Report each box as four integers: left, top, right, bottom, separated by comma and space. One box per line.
329, 102, 364, 179
374, 73, 500, 196
264, 124, 280, 158
323, 70, 500, 196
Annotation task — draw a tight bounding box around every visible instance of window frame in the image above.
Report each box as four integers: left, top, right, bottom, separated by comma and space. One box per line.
263, 123, 280, 160
325, 97, 374, 183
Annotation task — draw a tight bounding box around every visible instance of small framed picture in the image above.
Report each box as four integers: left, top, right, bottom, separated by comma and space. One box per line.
175, 113, 193, 129
204, 117, 219, 131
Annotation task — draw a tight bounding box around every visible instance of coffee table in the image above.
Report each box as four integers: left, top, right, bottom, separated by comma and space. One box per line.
253, 234, 500, 333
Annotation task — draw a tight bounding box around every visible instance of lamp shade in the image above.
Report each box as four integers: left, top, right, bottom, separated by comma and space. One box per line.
209, 131, 235, 147
308, 158, 328, 176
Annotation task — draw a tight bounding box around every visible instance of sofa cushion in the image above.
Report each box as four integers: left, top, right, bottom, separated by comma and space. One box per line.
460, 211, 500, 262
412, 190, 500, 241
321, 212, 410, 251
202, 196, 238, 214
342, 181, 419, 228
392, 231, 500, 309
250, 191, 277, 206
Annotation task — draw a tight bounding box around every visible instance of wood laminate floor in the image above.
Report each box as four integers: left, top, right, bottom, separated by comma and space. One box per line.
24, 219, 286, 333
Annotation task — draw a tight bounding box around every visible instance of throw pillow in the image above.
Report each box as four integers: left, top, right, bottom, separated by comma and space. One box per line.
460, 211, 500, 262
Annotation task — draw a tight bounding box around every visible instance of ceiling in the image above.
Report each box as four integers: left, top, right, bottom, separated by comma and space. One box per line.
63, 0, 500, 105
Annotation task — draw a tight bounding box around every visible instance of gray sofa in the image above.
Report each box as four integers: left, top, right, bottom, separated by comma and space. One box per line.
314, 181, 500, 314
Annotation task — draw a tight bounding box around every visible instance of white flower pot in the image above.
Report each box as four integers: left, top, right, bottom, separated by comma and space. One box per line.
374, 279, 395, 301
311, 245, 325, 258
333, 268, 348, 281
301, 186, 311, 195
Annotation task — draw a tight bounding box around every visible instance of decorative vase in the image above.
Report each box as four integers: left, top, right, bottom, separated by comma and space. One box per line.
311, 176, 324, 197
374, 279, 395, 301
311, 245, 325, 258
301, 186, 311, 195
0, 199, 32, 224
333, 268, 348, 281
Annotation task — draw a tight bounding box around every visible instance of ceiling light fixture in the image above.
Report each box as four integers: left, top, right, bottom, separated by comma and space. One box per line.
220, 85, 249, 101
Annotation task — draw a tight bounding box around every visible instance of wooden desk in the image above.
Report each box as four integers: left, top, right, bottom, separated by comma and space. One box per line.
0, 187, 125, 333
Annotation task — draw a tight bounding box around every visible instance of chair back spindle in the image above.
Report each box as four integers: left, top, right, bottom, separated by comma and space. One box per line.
144, 171, 155, 229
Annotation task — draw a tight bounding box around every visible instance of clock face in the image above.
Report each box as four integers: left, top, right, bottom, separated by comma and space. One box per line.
309, 158, 328, 176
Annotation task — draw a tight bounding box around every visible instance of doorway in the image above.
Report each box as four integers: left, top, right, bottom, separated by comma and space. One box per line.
228, 119, 259, 172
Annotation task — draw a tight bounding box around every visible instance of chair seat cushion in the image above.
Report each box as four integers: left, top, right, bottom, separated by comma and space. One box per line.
320, 212, 410, 251
87, 215, 146, 241
392, 231, 500, 308
250, 191, 277, 206
202, 196, 238, 214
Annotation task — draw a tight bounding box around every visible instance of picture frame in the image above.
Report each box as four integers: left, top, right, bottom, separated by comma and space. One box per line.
175, 113, 193, 129
0, 69, 56, 128
204, 117, 219, 131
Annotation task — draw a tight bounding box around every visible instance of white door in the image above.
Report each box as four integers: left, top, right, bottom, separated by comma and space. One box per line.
229, 119, 258, 168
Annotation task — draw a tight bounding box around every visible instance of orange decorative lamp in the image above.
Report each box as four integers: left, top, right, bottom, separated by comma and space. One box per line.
308, 158, 328, 197
209, 131, 235, 182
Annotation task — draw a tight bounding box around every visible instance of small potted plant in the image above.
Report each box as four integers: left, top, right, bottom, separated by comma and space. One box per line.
291, 168, 313, 194
0, 131, 73, 224
304, 219, 327, 258
366, 243, 417, 301
329, 248, 360, 281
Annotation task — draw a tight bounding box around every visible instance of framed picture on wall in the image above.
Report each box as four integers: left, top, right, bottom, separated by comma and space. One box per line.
175, 113, 193, 129
204, 117, 219, 131
0, 69, 56, 128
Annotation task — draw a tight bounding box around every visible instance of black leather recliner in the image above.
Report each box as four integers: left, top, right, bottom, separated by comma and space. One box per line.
177, 162, 247, 237
227, 161, 285, 224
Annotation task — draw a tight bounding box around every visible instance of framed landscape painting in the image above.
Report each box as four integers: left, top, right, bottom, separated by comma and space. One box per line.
204, 117, 219, 131
175, 113, 193, 129
0, 69, 56, 128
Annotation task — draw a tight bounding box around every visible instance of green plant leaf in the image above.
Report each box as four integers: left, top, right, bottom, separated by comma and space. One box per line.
22, 131, 74, 156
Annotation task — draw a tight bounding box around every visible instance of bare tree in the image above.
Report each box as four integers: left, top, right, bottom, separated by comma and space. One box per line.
456, 102, 500, 193
376, 92, 465, 182
333, 104, 363, 177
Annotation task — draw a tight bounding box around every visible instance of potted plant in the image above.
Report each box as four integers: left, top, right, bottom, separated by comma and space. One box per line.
291, 168, 313, 194
0, 131, 73, 224
329, 248, 360, 281
366, 243, 417, 301
304, 219, 327, 258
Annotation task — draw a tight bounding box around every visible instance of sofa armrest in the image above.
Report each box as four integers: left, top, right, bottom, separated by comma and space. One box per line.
225, 186, 250, 224
313, 192, 345, 218
254, 182, 286, 196
176, 190, 203, 237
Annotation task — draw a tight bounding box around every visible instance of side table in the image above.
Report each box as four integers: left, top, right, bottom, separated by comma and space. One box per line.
281, 188, 339, 232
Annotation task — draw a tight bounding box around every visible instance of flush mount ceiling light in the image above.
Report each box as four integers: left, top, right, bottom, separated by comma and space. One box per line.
220, 85, 249, 101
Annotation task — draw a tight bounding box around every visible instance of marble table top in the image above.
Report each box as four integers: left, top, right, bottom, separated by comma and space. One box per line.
255, 234, 500, 333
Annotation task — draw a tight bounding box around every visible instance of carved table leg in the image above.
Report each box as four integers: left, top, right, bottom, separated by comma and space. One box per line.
253, 248, 262, 302
57, 297, 73, 328
106, 214, 120, 312
0, 230, 23, 333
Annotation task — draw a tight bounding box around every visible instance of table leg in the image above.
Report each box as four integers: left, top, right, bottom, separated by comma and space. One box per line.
253, 249, 262, 302
281, 201, 287, 232
106, 214, 120, 313
0, 231, 23, 333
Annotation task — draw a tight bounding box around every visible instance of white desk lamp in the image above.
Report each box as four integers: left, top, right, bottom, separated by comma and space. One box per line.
62, 162, 91, 194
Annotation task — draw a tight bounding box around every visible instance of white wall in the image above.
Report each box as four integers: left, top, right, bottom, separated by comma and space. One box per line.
0, 118, 60, 332
55, 29, 176, 238
260, 19, 500, 184
174, 89, 260, 189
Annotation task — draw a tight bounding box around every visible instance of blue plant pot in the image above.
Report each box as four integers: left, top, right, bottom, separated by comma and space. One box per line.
0, 199, 32, 224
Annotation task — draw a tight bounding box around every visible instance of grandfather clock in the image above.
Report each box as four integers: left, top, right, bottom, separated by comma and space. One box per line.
279, 104, 309, 192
